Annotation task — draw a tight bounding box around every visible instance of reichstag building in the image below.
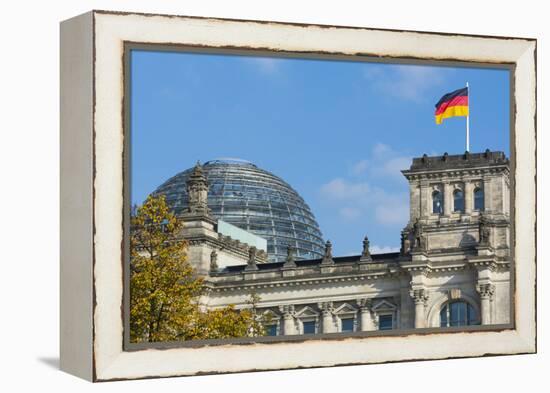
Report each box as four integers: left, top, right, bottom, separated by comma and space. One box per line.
153, 151, 511, 335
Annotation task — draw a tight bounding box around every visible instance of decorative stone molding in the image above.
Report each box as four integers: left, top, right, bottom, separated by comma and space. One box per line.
279, 304, 296, 335
213, 233, 268, 263
318, 301, 334, 315
400, 230, 411, 255
209, 249, 218, 272
318, 302, 335, 333
356, 298, 373, 311
210, 270, 400, 292
468, 258, 499, 271
279, 304, 295, 317
321, 240, 334, 265
411, 219, 426, 252
184, 161, 211, 216
244, 246, 259, 271
448, 288, 462, 300
478, 215, 492, 247
476, 283, 495, 299
476, 283, 495, 325
283, 246, 297, 268
409, 288, 429, 306
360, 235, 372, 262
409, 288, 429, 328
353, 299, 373, 331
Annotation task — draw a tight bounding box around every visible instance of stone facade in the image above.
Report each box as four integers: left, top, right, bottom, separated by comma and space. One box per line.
176, 152, 511, 334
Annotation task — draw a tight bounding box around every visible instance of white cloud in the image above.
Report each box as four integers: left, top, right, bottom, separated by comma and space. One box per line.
350, 143, 411, 181
320, 181, 408, 227
372, 142, 392, 157
321, 142, 411, 229
351, 159, 368, 175
375, 201, 409, 226
339, 207, 362, 221
364, 64, 448, 102
370, 245, 400, 254
380, 156, 412, 178
320, 178, 370, 200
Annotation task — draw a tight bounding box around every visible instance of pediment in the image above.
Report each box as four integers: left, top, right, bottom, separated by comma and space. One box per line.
295, 306, 319, 317
262, 309, 281, 319
334, 303, 357, 314
372, 299, 397, 311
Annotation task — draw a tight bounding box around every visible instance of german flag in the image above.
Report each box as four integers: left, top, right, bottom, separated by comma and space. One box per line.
435, 87, 468, 125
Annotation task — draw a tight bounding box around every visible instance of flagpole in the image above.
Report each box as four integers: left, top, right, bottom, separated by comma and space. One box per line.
466, 82, 470, 152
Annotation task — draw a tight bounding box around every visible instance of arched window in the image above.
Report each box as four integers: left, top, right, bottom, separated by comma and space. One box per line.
440, 301, 479, 327
432, 191, 443, 214
453, 189, 465, 213
474, 187, 484, 211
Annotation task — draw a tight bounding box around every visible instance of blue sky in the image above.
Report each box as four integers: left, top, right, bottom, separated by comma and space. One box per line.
131, 50, 510, 255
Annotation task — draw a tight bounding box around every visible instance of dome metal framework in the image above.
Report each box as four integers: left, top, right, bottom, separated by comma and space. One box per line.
153, 159, 325, 262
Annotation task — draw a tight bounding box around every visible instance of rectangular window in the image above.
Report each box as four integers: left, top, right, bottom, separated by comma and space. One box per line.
379, 314, 393, 330
266, 325, 277, 336
341, 318, 354, 332
302, 320, 316, 334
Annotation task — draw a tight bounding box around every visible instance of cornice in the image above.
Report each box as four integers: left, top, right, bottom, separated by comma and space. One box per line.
403, 165, 509, 181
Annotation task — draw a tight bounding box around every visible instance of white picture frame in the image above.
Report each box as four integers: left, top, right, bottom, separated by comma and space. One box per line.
60, 10, 536, 381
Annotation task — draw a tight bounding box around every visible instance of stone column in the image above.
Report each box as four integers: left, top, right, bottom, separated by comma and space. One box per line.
281, 305, 296, 335
420, 182, 430, 217
410, 289, 429, 328
320, 302, 334, 333
483, 177, 492, 213
464, 181, 473, 214
477, 284, 495, 325
443, 182, 452, 216
357, 299, 374, 331
410, 181, 421, 221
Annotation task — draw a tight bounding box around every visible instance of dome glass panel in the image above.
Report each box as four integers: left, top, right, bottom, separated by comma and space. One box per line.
153, 159, 325, 262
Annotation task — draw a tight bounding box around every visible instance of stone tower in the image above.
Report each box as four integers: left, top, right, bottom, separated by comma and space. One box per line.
400, 150, 511, 326
401, 149, 509, 254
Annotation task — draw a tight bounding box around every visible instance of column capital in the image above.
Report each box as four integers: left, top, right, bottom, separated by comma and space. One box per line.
409, 288, 429, 305
279, 304, 295, 318
318, 301, 334, 316
476, 283, 495, 299
356, 298, 373, 310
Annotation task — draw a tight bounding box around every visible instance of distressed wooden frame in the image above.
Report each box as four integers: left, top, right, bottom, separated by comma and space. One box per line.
60, 10, 536, 382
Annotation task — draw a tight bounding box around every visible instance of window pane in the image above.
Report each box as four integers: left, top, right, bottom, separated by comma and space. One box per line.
433, 191, 443, 214
266, 325, 277, 336
474, 188, 484, 211
302, 321, 316, 335
379, 315, 393, 330
442, 301, 479, 327
450, 302, 467, 326
467, 304, 480, 325
440, 305, 448, 327
454, 190, 465, 213
341, 318, 354, 332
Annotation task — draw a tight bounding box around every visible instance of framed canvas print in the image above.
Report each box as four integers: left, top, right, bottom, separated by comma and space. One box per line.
60, 10, 536, 381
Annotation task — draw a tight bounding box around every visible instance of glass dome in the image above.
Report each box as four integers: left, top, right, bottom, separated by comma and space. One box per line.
152, 159, 325, 262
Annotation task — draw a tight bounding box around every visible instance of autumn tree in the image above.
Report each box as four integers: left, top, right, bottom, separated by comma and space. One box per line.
130, 194, 266, 343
